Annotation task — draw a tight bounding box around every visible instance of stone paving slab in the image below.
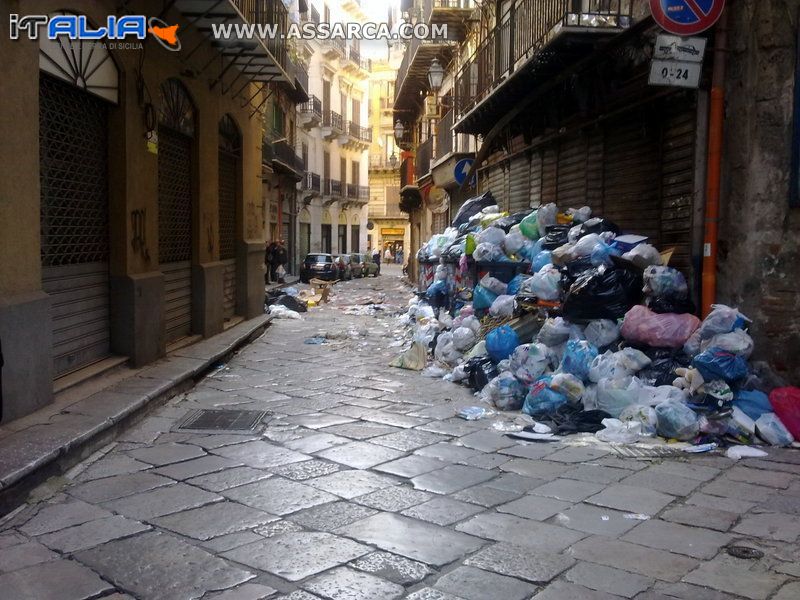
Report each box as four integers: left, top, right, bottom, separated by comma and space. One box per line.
433, 565, 537, 600
0, 558, 114, 600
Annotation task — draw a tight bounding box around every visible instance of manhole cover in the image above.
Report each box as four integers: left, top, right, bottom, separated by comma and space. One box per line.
176, 409, 267, 433
727, 545, 764, 560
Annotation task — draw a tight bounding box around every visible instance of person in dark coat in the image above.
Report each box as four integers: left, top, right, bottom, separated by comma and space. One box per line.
273, 240, 288, 283
265, 241, 277, 285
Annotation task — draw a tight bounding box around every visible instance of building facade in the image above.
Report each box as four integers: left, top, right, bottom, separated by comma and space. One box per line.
294, 0, 371, 269
367, 52, 410, 262
0, 0, 305, 422
394, 0, 799, 383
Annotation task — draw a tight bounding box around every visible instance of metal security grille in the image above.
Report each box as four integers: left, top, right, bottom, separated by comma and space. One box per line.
40, 75, 109, 267
218, 152, 237, 261
222, 259, 236, 320
158, 127, 193, 263
39, 74, 111, 377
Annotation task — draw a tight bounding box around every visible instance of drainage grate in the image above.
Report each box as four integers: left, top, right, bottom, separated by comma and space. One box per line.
609, 444, 685, 459
177, 409, 267, 433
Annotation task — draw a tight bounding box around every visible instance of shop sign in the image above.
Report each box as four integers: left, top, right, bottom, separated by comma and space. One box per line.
381, 228, 405, 236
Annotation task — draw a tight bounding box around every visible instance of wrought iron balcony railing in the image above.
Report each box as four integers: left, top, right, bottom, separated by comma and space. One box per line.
301, 95, 323, 119
233, 0, 288, 72
346, 183, 358, 199
369, 154, 399, 169
274, 139, 304, 174
303, 172, 321, 192
434, 109, 473, 159
454, 0, 632, 117
347, 121, 372, 143
323, 110, 344, 131
424, 0, 475, 23
415, 137, 434, 181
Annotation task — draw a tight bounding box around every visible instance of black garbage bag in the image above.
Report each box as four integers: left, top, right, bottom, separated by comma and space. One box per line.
444, 235, 467, 259
451, 192, 496, 228
646, 293, 697, 315
464, 356, 499, 392
562, 265, 643, 321
560, 256, 595, 290
541, 225, 572, 250
274, 294, 308, 313
536, 404, 613, 435
639, 349, 692, 386
579, 217, 621, 238
490, 212, 530, 232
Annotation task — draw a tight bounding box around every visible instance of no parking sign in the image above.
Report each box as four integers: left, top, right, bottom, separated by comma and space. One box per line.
649, 0, 725, 35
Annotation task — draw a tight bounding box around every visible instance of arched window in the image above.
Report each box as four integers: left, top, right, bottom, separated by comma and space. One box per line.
159, 78, 195, 136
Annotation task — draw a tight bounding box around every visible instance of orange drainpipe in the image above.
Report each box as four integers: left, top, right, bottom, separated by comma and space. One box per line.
701, 7, 729, 317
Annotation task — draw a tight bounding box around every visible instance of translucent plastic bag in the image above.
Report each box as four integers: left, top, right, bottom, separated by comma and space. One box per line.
584, 320, 620, 349
567, 206, 592, 223
643, 266, 689, 298
473, 243, 505, 262
486, 325, 520, 362
559, 340, 599, 382
597, 376, 642, 417
582, 384, 599, 411
615, 348, 653, 373
619, 404, 658, 436
480, 275, 508, 295
461, 315, 482, 334
488, 372, 527, 411
510, 343, 549, 384
526, 265, 562, 301
755, 413, 795, 446
550, 372, 585, 403
537, 203, 558, 238
523, 376, 568, 417
506, 274, 527, 296
596, 418, 643, 444
572, 233, 604, 258
697, 304, 751, 341
622, 244, 662, 268
478, 227, 507, 247
390, 342, 428, 371
538, 317, 573, 347
490, 295, 516, 318
452, 327, 477, 352
621, 305, 701, 349
533, 251, 553, 272
504, 231, 528, 255
473, 285, 499, 310
701, 329, 754, 358
435, 265, 448, 281
590, 241, 621, 267
655, 401, 700, 441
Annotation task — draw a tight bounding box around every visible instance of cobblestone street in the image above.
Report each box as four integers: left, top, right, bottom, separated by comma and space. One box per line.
1, 267, 799, 600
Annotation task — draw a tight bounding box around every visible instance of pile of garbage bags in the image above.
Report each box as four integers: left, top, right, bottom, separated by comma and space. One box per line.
397, 196, 799, 449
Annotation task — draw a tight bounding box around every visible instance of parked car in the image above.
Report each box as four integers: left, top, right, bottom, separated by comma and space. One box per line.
349, 253, 366, 278
333, 254, 353, 280
300, 253, 337, 283
356, 253, 380, 277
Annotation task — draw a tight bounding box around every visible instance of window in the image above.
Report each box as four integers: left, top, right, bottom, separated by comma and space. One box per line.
321, 224, 332, 253
323, 151, 330, 179
352, 99, 360, 126
352, 161, 360, 186
340, 92, 347, 120
302, 143, 308, 169
340, 157, 347, 186
338, 225, 347, 253
272, 103, 285, 136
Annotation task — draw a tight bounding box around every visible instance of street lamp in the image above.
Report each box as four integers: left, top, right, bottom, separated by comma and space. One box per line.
393, 120, 405, 143
389, 152, 398, 168
427, 58, 444, 94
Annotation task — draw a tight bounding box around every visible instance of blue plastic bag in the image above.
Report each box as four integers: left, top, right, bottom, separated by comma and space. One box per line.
506, 274, 526, 296
733, 390, 772, 421
523, 376, 568, 417
532, 251, 553, 272
486, 325, 520, 362
590, 242, 621, 267
473, 285, 499, 311
519, 238, 545, 263
426, 279, 447, 299
693, 347, 749, 383
559, 340, 599, 382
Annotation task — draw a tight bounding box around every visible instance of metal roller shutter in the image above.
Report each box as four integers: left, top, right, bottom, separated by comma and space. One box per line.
585, 129, 604, 215
219, 150, 238, 320
529, 150, 543, 208
158, 127, 194, 343
602, 115, 661, 242
660, 100, 697, 272
508, 154, 531, 214
557, 134, 587, 208
488, 164, 505, 208
39, 75, 111, 377
541, 146, 558, 205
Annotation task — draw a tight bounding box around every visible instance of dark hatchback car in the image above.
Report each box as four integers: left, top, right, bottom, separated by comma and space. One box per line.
300, 253, 337, 283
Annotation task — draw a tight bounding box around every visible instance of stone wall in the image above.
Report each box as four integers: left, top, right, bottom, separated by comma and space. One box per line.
720, 0, 800, 384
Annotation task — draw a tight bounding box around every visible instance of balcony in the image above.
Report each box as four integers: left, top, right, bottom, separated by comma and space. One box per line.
434, 108, 473, 162
415, 137, 434, 182
369, 154, 399, 171
454, 0, 633, 134
272, 139, 304, 180
346, 184, 370, 203
299, 95, 323, 129
302, 171, 322, 194
301, 5, 320, 23
322, 37, 346, 60
321, 110, 344, 140
340, 121, 372, 150
424, 0, 476, 29
283, 56, 309, 104
342, 46, 372, 77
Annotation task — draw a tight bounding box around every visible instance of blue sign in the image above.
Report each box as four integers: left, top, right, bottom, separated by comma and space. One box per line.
454, 158, 476, 187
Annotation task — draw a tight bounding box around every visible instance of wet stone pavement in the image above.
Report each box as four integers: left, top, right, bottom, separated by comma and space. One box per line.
1, 265, 800, 600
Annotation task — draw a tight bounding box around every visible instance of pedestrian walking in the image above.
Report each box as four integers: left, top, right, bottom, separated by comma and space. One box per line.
274, 240, 288, 283
384, 247, 393, 264
265, 241, 277, 285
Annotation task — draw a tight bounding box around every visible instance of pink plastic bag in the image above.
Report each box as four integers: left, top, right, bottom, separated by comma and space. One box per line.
770, 387, 800, 439
621, 305, 701, 349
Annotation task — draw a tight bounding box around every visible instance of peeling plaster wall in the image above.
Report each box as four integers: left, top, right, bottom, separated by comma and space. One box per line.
720, 0, 800, 383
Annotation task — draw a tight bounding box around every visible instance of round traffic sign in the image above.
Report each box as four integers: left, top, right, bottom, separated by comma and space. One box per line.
650, 0, 725, 35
